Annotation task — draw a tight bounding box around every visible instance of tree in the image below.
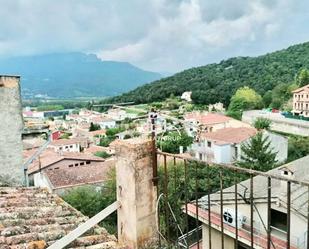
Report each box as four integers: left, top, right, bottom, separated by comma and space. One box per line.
157, 132, 193, 153
262, 90, 272, 108
271, 83, 297, 109
227, 86, 263, 120
94, 151, 112, 158
253, 117, 271, 130
62, 169, 117, 233
238, 132, 277, 171
89, 122, 101, 132
297, 69, 309, 87
287, 136, 309, 162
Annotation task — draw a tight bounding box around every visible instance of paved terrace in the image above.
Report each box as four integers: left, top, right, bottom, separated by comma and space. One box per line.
242, 110, 309, 136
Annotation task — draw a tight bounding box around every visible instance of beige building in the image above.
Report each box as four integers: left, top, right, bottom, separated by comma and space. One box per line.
188, 155, 309, 249
292, 84, 309, 118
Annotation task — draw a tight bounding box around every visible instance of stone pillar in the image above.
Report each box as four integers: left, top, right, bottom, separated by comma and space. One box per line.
0, 75, 24, 186
115, 138, 157, 248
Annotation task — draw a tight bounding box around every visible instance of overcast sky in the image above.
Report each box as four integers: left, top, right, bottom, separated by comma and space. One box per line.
0, 0, 309, 73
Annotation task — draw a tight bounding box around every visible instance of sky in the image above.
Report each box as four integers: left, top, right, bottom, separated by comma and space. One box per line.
0, 0, 309, 73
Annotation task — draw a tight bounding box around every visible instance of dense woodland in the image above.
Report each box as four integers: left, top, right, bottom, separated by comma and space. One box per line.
106, 42, 309, 106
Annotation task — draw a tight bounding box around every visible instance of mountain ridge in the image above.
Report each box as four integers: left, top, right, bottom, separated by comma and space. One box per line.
107, 41, 309, 106
0, 52, 162, 98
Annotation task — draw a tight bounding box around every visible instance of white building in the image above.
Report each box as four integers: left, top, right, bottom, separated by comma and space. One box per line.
184, 112, 252, 138
189, 127, 288, 164
48, 138, 89, 153
181, 91, 192, 102
188, 155, 309, 249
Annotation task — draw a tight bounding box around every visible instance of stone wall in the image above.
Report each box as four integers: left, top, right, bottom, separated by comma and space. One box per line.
0, 76, 24, 186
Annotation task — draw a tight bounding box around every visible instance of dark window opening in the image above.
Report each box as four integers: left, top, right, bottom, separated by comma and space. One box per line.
54, 167, 60, 170
207, 141, 211, 147
80, 162, 85, 166
271, 209, 287, 232
68, 165, 73, 168
75, 163, 79, 166
86, 161, 91, 165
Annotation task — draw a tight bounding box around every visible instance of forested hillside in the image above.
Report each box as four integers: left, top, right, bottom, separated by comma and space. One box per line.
107, 42, 309, 106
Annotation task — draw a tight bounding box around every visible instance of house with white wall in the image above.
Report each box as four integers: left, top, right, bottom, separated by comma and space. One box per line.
187, 155, 309, 249
184, 112, 251, 138
189, 127, 288, 164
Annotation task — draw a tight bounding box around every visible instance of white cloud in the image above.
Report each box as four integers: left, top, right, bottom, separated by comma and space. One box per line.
0, 0, 308, 72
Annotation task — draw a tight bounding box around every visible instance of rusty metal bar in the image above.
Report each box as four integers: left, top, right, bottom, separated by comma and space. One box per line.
234, 173, 238, 249
151, 110, 158, 186
220, 170, 224, 249
163, 154, 169, 241
195, 162, 200, 249
184, 159, 189, 249
267, 177, 271, 249
307, 186, 309, 249
174, 157, 177, 193
207, 164, 212, 249
287, 181, 291, 249
157, 151, 309, 187
250, 175, 254, 249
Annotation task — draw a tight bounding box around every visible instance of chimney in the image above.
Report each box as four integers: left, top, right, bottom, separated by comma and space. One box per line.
0, 75, 24, 186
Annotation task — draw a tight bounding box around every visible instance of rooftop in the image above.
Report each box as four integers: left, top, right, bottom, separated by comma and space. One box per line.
292, 84, 309, 93
184, 112, 231, 125
50, 138, 88, 146
0, 187, 116, 248
45, 159, 115, 189
26, 149, 105, 174
200, 127, 257, 145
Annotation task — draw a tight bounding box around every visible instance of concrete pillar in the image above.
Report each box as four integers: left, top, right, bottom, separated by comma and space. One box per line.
115, 138, 157, 248
0, 75, 24, 186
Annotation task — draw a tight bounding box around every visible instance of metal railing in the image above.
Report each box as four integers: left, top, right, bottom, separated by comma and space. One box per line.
154, 150, 309, 249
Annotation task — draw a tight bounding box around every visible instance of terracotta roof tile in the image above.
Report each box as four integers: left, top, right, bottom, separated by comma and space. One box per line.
185, 112, 231, 125
201, 127, 257, 144
27, 150, 105, 174
45, 159, 115, 189
0, 187, 117, 248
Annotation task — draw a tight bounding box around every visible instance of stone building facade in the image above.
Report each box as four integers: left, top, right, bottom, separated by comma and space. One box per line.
0, 75, 24, 186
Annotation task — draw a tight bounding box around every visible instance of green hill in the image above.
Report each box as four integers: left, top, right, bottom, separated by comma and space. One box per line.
108, 42, 309, 106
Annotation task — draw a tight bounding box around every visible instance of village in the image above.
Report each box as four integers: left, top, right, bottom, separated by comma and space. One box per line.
3, 77, 305, 248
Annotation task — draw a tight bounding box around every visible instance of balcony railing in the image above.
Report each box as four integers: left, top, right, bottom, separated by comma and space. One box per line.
154, 150, 309, 249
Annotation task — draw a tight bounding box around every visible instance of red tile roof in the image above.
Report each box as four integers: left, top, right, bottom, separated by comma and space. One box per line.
50, 138, 87, 146
185, 112, 231, 125
201, 127, 257, 144
27, 150, 105, 174
45, 159, 115, 189
0, 187, 117, 248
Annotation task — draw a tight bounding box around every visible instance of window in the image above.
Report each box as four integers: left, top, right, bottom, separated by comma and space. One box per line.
199, 153, 203, 160
68, 164, 73, 168
54, 167, 60, 170
271, 209, 287, 232
65, 146, 68, 149
86, 161, 91, 165
70, 145, 73, 148
207, 141, 211, 147
75, 163, 79, 167
80, 162, 85, 166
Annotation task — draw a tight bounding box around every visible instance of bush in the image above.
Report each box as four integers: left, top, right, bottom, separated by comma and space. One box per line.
62, 169, 117, 234
94, 151, 112, 158
253, 117, 271, 130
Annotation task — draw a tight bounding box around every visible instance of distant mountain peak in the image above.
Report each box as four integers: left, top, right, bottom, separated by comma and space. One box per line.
0, 52, 162, 98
